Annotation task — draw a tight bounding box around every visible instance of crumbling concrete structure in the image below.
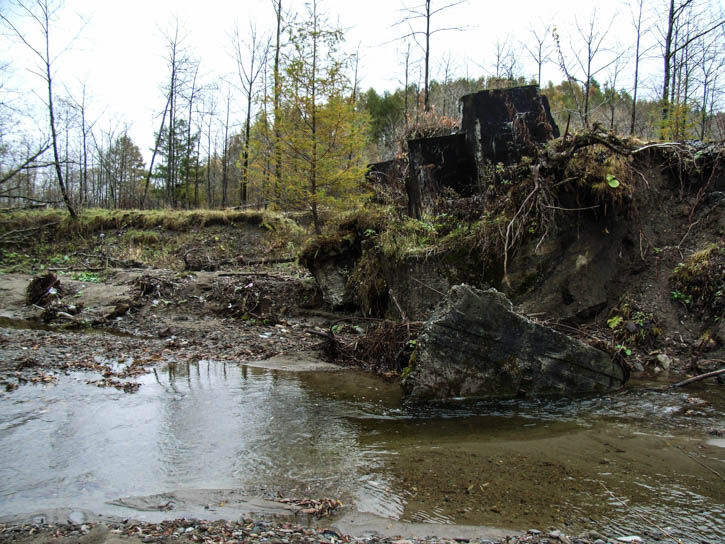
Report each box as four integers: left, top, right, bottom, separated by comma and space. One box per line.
368, 85, 559, 219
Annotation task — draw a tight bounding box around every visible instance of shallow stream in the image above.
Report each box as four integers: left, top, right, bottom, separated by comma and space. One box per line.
0, 359, 723, 543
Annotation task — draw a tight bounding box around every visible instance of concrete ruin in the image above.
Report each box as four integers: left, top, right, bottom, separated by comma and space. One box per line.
402, 285, 628, 402
368, 85, 559, 219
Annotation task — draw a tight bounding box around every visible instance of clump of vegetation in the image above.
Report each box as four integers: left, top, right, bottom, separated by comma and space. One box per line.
347, 249, 388, 317
321, 320, 421, 377
71, 271, 102, 283
606, 298, 662, 351
299, 207, 391, 267
671, 242, 724, 320
558, 142, 637, 216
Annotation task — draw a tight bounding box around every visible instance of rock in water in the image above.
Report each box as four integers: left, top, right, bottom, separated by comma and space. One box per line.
402, 285, 627, 402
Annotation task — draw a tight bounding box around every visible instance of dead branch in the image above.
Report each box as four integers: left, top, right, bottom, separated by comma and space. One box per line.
0, 142, 52, 186
0, 222, 58, 242
676, 446, 724, 483
237, 256, 297, 266
670, 367, 725, 388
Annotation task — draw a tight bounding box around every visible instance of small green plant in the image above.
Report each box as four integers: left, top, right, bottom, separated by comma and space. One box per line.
49, 255, 70, 265
615, 344, 632, 356
606, 174, 620, 188
671, 290, 692, 305
71, 271, 102, 283
607, 315, 623, 329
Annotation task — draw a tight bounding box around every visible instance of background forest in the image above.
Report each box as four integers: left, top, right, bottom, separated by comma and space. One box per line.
1, 0, 723, 220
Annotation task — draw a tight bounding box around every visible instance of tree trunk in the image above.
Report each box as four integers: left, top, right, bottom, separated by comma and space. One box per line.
424, 0, 431, 112
141, 91, 171, 209
310, 0, 320, 234
46, 32, 76, 218
661, 0, 675, 129
273, 0, 283, 202
630, 0, 643, 135
221, 93, 230, 208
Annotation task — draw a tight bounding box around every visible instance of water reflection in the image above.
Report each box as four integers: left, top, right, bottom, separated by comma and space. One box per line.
0, 361, 722, 543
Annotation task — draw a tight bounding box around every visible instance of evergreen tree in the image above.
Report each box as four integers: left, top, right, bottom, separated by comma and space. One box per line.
277, 0, 369, 233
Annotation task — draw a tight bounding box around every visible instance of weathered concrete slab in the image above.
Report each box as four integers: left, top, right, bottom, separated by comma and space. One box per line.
402, 285, 627, 402
460, 85, 559, 166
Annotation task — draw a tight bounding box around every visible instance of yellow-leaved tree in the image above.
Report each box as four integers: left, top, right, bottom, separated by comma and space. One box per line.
276, 0, 369, 233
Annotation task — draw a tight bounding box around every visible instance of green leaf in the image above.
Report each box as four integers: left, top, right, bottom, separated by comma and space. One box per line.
606, 174, 620, 188
607, 315, 623, 329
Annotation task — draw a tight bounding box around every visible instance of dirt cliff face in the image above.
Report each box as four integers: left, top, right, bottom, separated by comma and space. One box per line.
306, 134, 725, 379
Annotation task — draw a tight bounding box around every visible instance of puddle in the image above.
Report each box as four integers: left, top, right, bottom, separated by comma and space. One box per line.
0, 359, 723, 542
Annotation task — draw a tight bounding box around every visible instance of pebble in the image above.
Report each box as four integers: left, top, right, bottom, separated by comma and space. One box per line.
0, 518, 609, 544
655, 354, 672, 370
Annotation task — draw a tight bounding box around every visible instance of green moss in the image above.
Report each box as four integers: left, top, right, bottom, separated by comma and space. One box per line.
671, 242, 725, 320
401, 346, 418, 380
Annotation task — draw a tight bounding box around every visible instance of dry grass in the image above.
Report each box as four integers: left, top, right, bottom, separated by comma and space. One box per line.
0, 208, 303, 242
0, 207, 307, 273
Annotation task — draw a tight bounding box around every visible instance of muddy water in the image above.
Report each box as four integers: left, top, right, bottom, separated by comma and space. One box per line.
0, 361, 723, 543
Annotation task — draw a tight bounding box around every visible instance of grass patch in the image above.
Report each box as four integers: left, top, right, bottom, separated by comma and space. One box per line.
123, 230, 162, 246
0, 208, 307, 273
0, 208, 301, 240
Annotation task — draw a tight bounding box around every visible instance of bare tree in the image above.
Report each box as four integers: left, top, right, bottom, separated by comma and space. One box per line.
521, 23, 552, 87
0, 0, 79, 217
628, 0, 649, 134
272, 0, 284, 203
141, 90, 170, 208
433, 51, 457, 115
568, 9, 619, 127
490, 36, 521, 83
233, 22, 269, 205
659, 0, 724, 130
400, 41, 413, 130
157, 19, 195, 207
183, 60, 200, 208
202, 89, 217, 208
396, 0, 466, 112
575, 10, 615, 127
604, 50, 627, 131
220, 87, 231, 208
696, 33, 724, 139
67, 82, 96, 206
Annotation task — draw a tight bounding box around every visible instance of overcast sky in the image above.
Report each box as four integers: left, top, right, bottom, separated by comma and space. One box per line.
2, 0, 673, 160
